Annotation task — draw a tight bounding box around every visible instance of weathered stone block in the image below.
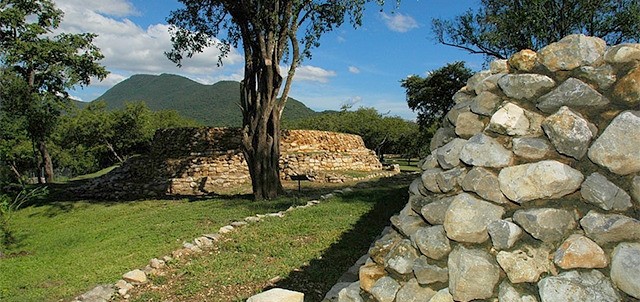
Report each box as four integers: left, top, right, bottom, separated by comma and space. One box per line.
395, 278, 437, 302
411, 225, 451, 260
499, 160, 584, 203
538, 270, 620, 302
512, 137, 551, 160
580, 172, 632, 211
459, 133, 514, 168
247, 288, 304, 302
470, 91, 501, 116
413, 256, 448, 285
448, 245, 501, 301
487, 219, 523, 250
384, 239, 420, 277
508, 49, 538, 72
420, 196, 453, 225
498, 74, 555, 100
513, 208, 577, 243
554, 234, 608, 269
537, 34, 606, 71
537, 78, 609, 113
488, 102, 543, 137
579, 211, 640, 245
370, 276, 401, 302
444, 193, 504, 243
588, 111, 640, 175
436, 138, 467, 169
542, 106, 594, 159
610, 242, 640, 299
497, 245, 553, 283
455, 112, 485, 138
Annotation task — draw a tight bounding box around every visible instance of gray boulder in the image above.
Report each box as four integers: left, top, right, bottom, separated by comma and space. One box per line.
448, 245, 501, 301
395, 278, 437, 302
436, 138, 467, 169
420, 196, 453, 225
541, 106, 594, 159
436, 167, 467, 193
554, 234, 608, 269
421, 168, 443, 193
513, 208, 577, 243
537, 78, 609, 113
487, 102, 544, 136
538, 270, 620, 302
336, 282, 363, 302
579, 210, 640, 245
588, 111, 640, 175
574, 64, 616, 90
454, 112, 485, 138
461, 167, 509, 204
580, 172, 632, 211
384, 239, 420, 277
411, 225, 451, 260
430, 127, 457, 152
610, 242, 640, 299
370, 276, 401, 302
537, 34, 606, 71
470, 91, 501, 116
498, 281, 539, 302
632, 175, 640, 203
487, 219, 524, 250
498, 74, 555, 100
413, 256, 449, 285
499, 160, 584, 203
444, 193, 505, 243
604, 43, 640, 64
512, 137, 552, 160
459, 133, 514, 168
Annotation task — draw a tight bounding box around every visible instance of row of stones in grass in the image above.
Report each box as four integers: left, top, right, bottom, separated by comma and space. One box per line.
333, 34, 640, 302
72, 189, 353, 302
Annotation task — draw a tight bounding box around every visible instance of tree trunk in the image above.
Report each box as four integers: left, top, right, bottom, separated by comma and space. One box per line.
37, 139, 54, 183
105, 140, 124, 163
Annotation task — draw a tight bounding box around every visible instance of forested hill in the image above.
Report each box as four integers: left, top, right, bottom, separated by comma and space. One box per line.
90, 73, 317, 127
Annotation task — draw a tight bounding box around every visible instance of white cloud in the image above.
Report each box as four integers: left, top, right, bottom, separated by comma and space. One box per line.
91, 72, 128, 87
291, 65, 337, 83
380, 12, 419, 33
52, 0, 243, 85
348, 66, 361, 74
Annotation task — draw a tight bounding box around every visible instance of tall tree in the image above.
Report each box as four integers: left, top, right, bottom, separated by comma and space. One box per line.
0, 0, 108, 183
401, 61, 472, 130
433, 0, 640, 59
167, 0, 387, 200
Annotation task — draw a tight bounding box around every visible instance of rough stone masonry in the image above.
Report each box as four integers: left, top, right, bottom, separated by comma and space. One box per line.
329, 34, 640, 302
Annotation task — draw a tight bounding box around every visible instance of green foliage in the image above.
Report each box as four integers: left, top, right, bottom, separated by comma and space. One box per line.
92, 74, 317, 127
433, 0, 640, 59
401, 61, 473, 130
0, 0, 108, 182
285, 107, 423, 158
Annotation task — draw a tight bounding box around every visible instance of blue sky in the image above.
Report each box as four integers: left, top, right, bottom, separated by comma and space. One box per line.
54, 0, 484, 120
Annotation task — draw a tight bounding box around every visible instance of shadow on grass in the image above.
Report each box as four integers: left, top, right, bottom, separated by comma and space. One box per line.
268, 178, 411, 302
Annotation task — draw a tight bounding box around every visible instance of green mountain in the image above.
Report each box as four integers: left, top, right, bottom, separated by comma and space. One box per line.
91, 73, 317, 127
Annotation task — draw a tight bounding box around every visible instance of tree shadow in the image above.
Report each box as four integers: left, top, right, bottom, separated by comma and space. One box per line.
267, 178, 412, 301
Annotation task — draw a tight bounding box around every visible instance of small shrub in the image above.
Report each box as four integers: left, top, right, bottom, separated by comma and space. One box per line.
0, 185, 48, 251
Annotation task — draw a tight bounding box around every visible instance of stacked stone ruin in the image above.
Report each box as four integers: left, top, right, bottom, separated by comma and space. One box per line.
75, 128, 389, 198
333, 35, 640, 302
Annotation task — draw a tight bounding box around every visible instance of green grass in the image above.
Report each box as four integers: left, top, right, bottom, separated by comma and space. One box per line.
0, 177, 410, 302
0, 197, 307, 301
127, 184, 408, 301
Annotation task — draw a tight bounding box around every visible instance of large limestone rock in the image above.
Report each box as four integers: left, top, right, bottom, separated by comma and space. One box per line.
574, 64, 616, 90
443, 193, 505, 243
421, 169, 442, 193
247, 288, 304, 302
413, 256, 448, 285
541, 106, 594, 159
461, 167, 509, 204
579, 211, 640, 245
470, 91, 501, 116
508, 49, 538, 72
448, 245, 501, 302
604, 43, 640, 64
498, 281, 538, 302
610, 242, 640, 299
537, 270, 620, 302
498, 74, 555, 100
358, 263, 386, 293
411, 225, 451, 260
580, 172, 632, 211
613, 65, 640, 105
512, 208, 577, 243
498, 160, 584, 203
370, 276, 401, 302
588, 111, 640, 175
512, 137, 551, 160
487, 219, 524, 250
537, 34, 606, 71
436, 138, 467, 169
487, 102, 543, 136
395, 278, 437, 302
536, 78, 609, 113
553, 234, 608, 269
458, 133, 513, 168
338, 282, 363, 302
496, 246, 552, 283
384, 239, 420, 277
455, 112, 485, 138
420, 197, 452, 225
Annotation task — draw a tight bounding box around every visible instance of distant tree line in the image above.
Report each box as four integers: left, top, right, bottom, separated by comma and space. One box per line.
0, 101, 198, 184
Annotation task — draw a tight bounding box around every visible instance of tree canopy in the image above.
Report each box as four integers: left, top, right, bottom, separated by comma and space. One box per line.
167, 0, 386, 200
0, 0, 108, 182
401, 61, 473, 130
432, 0, 640, 59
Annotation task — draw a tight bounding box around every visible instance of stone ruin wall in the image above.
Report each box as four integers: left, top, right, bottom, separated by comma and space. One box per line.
77, 128, 387, 198
330, 35, 640, 302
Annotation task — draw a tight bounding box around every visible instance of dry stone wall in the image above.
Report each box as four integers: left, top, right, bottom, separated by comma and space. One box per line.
75, 128, 387, 198
332, 35, 640, 302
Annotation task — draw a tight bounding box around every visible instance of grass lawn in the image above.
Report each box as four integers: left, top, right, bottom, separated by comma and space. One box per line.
0, 177, 409, 302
